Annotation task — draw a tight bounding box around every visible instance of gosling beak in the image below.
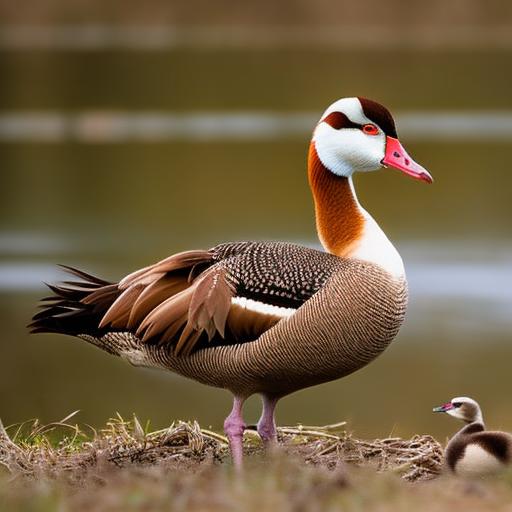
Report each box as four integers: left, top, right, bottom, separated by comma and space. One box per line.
433, 402, 454, 413
382, 136, 433, 184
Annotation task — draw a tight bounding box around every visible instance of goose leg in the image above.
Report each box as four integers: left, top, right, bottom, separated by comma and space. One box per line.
257, 395, 279, 445
224, 396, 246, 468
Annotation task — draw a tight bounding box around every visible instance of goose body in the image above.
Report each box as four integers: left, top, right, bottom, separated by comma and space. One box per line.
30, 97, 432, 466
434, 397, 512, 477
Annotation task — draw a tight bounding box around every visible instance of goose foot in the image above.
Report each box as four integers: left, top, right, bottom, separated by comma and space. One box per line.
257, 395, 279, 445
224, 396, 246, 469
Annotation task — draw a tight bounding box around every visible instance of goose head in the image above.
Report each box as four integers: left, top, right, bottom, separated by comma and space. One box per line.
433, 396, 484, 424
312, 97, 432, 183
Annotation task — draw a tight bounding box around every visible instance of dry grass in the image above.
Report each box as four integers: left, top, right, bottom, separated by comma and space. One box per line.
1, 414, 512, 511
0, 413, 442, 483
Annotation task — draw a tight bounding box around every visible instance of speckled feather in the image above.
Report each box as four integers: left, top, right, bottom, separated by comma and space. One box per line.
212, 241, 342, 308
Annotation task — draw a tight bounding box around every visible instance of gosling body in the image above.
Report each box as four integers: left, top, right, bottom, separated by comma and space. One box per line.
434, 397, 512, 477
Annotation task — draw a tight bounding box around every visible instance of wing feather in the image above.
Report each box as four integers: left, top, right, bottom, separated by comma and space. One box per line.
127, 275, 189, 329
32, 242, 337, 357
99, 284, 144, 328
188, 268, 234, 339
136, 286, 194, 342
119, 250, 213, 289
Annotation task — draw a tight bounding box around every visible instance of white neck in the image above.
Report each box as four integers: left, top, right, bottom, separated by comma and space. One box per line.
466, 411, 484, 425
347, 177, 405, 279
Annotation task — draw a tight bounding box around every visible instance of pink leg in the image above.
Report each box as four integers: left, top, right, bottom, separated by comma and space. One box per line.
223, 396, 246, 468
257, 395, 279, 445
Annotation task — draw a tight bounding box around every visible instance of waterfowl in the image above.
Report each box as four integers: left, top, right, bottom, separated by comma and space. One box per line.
434, 397, 512, 477
29, 97, 432, 467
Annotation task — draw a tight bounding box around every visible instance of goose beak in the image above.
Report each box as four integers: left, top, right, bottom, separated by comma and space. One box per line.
382, 136, 433, 184
433, 402, 454, 413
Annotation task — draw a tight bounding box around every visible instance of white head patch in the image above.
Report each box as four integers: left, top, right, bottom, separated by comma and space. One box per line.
313, 97, 387, 178
447, 396, 484, 423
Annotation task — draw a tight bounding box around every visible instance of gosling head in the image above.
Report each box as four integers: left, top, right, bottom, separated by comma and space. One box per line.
312, 97, 432, 183
433, 396, 484, 424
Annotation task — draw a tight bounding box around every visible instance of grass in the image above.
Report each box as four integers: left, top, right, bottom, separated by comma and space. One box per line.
1, 414, 512, 511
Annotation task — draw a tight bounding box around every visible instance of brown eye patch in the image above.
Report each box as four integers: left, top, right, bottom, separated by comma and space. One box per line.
358, 97, 398, 138
322, 111, 362, 130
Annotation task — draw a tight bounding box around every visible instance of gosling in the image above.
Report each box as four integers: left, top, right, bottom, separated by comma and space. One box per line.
433, 396, 512, 477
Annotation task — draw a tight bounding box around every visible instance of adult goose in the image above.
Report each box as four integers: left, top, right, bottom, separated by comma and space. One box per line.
30, 97, 432, 467
434, 397, 512, 477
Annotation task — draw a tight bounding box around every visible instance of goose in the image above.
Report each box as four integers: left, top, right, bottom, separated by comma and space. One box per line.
29, 97, 432, 467
433, 397, 512, 477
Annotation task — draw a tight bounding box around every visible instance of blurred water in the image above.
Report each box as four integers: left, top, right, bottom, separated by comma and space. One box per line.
1, 24, 512, 50
1, 45, 511, 441
2, 111, 512, 142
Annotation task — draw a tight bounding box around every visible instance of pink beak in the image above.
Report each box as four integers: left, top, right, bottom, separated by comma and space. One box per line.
382, 136, 433, 184
433, 402, 455, 413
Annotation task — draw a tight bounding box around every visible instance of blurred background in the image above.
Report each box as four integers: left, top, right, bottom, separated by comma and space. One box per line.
1, 0, 512, 441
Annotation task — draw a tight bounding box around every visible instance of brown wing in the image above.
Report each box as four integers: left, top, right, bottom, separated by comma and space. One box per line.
31, 242, 337, 356
98, 250, 286, 356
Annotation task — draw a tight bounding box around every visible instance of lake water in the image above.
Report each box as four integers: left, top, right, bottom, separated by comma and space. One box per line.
1, 46, 511, 441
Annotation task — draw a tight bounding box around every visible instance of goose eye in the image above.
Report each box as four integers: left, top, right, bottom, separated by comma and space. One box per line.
452, 402, 462, 408
362, 124, 379, 135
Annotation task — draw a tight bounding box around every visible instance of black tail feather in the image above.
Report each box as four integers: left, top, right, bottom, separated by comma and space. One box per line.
28, 266, 121, 338
57, 264, 111, 286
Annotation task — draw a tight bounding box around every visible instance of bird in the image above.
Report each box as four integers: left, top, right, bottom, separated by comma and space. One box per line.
29, 97, 432, 467
433, 397, 512, 477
